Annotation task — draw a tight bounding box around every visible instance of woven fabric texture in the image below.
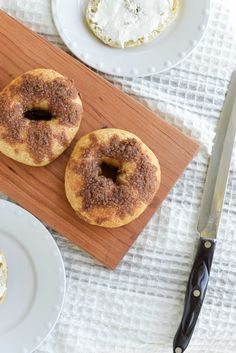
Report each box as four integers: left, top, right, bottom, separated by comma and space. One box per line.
0, 1, 236, 352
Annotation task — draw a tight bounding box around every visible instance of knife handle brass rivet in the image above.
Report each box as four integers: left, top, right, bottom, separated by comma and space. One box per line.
175, 348, 183, 353
193, 289, 201, 297
204, 241, 212, 249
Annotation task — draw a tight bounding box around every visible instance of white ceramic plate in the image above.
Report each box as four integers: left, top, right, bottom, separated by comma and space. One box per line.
0, 200, 66, 353
51, 0, 210, 77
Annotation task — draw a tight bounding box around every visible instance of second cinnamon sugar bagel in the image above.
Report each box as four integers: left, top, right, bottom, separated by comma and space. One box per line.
0, 69, 83, 166
65, 128, 161, 228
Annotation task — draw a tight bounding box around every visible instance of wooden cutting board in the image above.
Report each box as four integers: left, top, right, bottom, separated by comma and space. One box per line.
0, 11, 199, 269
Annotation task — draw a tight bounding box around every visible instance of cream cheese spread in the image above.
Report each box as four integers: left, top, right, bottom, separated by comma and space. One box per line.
92, 0, 174, 47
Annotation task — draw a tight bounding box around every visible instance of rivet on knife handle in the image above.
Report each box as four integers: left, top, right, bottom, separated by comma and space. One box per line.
173, 238, 216, 353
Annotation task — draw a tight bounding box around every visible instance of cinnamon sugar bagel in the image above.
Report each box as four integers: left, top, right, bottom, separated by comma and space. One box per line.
65, 128, 161, 228
0, 69, 83, 166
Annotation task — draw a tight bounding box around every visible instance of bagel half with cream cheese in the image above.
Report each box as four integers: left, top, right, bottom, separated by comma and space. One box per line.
86, 0, 179, 48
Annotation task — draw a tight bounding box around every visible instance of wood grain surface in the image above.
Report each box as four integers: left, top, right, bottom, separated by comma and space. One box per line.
0, 11, 199, 268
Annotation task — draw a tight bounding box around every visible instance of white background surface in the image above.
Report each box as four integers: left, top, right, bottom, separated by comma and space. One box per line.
0, 1, 236, 352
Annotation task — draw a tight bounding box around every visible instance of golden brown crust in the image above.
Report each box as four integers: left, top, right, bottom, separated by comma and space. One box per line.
65, 128, 161, 228
0, 69, 83, 166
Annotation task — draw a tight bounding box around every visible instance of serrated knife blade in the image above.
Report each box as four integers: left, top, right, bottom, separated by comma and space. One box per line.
197, 71, 236, 239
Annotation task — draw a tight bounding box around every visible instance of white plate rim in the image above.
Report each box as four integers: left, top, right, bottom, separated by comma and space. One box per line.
51, 0, 211, 77
0, 200, 66, 353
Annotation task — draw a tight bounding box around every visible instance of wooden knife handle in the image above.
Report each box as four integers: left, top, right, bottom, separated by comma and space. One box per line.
173, 238, 216, 353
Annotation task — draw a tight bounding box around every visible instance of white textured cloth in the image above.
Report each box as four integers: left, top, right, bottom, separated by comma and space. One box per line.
0, 1, 236, 352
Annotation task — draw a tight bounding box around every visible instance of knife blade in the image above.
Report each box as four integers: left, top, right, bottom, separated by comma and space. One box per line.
173, 71, 236, 353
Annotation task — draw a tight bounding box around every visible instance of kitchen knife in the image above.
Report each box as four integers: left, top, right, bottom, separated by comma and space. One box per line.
173, 71, 236, 353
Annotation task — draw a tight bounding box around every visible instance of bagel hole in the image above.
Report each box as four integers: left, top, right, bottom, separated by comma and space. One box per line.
99, 162, 119, 182
24, 109, 52, 121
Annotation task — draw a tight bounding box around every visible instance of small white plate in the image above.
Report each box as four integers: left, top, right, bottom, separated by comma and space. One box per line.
0, 200, 66, 353
51, 0, 210, 77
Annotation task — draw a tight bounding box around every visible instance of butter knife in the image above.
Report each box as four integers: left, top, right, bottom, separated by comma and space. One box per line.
173, 71, 236, 353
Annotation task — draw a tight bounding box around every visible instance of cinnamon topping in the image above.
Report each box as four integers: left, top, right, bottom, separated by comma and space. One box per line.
10, 74, 81, 126
0, 96, 26, 143
73, 135, 158, 218
56, 131, 69, 147
100, 136, 139, 161
27, 122, 53, 163
0, 72, 82, 163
